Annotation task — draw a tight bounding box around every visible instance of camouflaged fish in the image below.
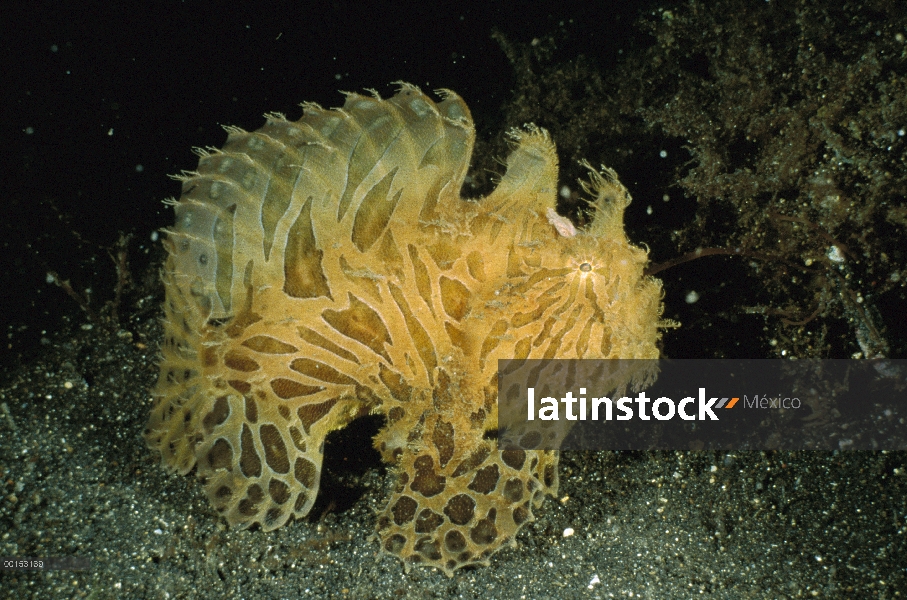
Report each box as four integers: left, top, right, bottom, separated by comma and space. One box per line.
145, 83, 665, 576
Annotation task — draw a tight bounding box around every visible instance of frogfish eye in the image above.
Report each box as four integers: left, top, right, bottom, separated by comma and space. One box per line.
579, 262, 592, 272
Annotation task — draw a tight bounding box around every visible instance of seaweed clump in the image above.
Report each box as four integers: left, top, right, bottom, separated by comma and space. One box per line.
624, 0, 907, 358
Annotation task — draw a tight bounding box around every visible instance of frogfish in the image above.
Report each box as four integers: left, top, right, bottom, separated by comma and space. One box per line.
145, 83, 666, 576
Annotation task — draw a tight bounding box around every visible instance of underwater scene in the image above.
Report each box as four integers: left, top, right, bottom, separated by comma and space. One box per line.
2, 1, 906, 597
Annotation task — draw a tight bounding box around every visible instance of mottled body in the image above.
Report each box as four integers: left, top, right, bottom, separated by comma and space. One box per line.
146, 83, 665, 575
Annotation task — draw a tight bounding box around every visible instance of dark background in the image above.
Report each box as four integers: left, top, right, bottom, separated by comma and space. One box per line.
3, 5, 906, 596
1, 0, 661, 368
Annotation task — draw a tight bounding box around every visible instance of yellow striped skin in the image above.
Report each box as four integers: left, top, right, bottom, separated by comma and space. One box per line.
145, 83, 665, 576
